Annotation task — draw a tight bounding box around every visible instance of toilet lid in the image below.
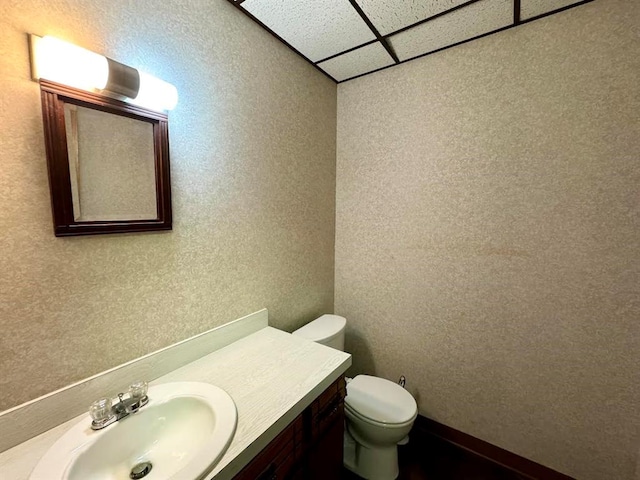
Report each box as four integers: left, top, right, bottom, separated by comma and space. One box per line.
292, 314, 346, 342
345, 375, 417, 424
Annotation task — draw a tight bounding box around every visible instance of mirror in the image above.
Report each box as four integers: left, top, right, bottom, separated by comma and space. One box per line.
40, 80, 172, 236
64, 104, 158, 221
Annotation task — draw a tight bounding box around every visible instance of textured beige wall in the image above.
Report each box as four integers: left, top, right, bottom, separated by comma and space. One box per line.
335, 1, 639, 479
0, 0, 336, 410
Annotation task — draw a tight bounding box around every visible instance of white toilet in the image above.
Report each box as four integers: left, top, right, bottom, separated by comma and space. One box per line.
293, 314, 417, 480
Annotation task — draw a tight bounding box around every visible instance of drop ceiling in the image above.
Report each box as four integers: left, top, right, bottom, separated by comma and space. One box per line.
228, 0, 594, 82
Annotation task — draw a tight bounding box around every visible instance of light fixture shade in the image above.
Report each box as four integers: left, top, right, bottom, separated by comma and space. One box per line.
32, 36, 109, 91
30, 35, 178, 111
130, 72, 179, 112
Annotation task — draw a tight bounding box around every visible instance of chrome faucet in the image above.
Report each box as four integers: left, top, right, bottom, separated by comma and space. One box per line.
89, 381, 149, 430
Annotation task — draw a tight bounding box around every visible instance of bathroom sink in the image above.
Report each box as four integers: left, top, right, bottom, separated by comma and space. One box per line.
30, 382, 237, 480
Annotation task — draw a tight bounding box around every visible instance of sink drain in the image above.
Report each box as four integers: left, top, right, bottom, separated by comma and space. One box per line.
130, 461, 153, 479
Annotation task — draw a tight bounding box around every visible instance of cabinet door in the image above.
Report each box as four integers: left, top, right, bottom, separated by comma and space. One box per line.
306, 405, 344, 480
233, 377, 345, 480
234, 419, 297, 480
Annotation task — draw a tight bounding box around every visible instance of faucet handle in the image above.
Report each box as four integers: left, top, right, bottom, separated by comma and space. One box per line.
89, 398, 113, 426
129, 381, 148, 400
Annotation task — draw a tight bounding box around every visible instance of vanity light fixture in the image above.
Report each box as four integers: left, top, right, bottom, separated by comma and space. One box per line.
29, 35, 178, 111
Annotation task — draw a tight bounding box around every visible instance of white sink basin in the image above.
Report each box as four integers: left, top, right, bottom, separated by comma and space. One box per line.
30, 382, 237, 480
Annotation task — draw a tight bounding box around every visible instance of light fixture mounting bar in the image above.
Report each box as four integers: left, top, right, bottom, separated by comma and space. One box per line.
105, 58, 140, 99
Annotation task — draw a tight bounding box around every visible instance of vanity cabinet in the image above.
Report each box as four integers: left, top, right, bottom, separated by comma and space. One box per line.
234, 376, 346, 480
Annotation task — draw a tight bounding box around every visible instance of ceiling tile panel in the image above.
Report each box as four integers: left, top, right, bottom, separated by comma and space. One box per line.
521, 0, 583, 20
355, 0, 473, 36
317, 42, 395, 82
389, 0, 513, 62
242, 0, 377, 62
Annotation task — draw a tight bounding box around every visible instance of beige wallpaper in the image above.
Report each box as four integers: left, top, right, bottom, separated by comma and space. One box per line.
0, 0, 336, 410
335, 1, 639, 479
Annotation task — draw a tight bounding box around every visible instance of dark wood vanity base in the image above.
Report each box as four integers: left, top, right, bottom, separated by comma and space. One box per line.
235, 376, 346, 480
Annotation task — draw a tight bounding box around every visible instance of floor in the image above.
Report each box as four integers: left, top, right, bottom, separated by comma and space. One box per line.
343, 434, 528, 480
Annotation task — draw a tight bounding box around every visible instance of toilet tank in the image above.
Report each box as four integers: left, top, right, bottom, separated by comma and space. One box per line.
292, 314, 346, 351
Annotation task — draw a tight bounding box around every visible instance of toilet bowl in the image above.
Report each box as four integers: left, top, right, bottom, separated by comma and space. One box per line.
292, 315, 418, 480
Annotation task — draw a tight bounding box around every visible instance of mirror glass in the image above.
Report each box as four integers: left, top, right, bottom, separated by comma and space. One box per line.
64, 105, 157, 221
40, 80, 172, 236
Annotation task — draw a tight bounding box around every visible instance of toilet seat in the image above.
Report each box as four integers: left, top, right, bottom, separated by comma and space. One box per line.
345, 403, 416, 429
345, 375, 417, 426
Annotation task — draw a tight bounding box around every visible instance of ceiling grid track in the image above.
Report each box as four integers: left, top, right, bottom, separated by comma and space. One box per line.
347, 0, 399, 64
229, 0, 597, 83
522, 0, 594, 23
226, 0, 335, 82
314, 39, 378, 65
338, 23, 516, 83
382, 0, 483, 38
314, 0, 487, 67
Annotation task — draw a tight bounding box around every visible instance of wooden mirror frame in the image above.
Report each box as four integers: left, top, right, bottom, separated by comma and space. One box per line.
39, 80, 172, 236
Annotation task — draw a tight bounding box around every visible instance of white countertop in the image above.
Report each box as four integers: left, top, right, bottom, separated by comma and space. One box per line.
0, 327, 352, 480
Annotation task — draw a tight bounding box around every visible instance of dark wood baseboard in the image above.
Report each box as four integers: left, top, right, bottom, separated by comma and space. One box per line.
412, 416, 575, 480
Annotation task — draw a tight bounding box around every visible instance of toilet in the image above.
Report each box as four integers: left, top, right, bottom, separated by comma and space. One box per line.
292, 314, 417, 480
